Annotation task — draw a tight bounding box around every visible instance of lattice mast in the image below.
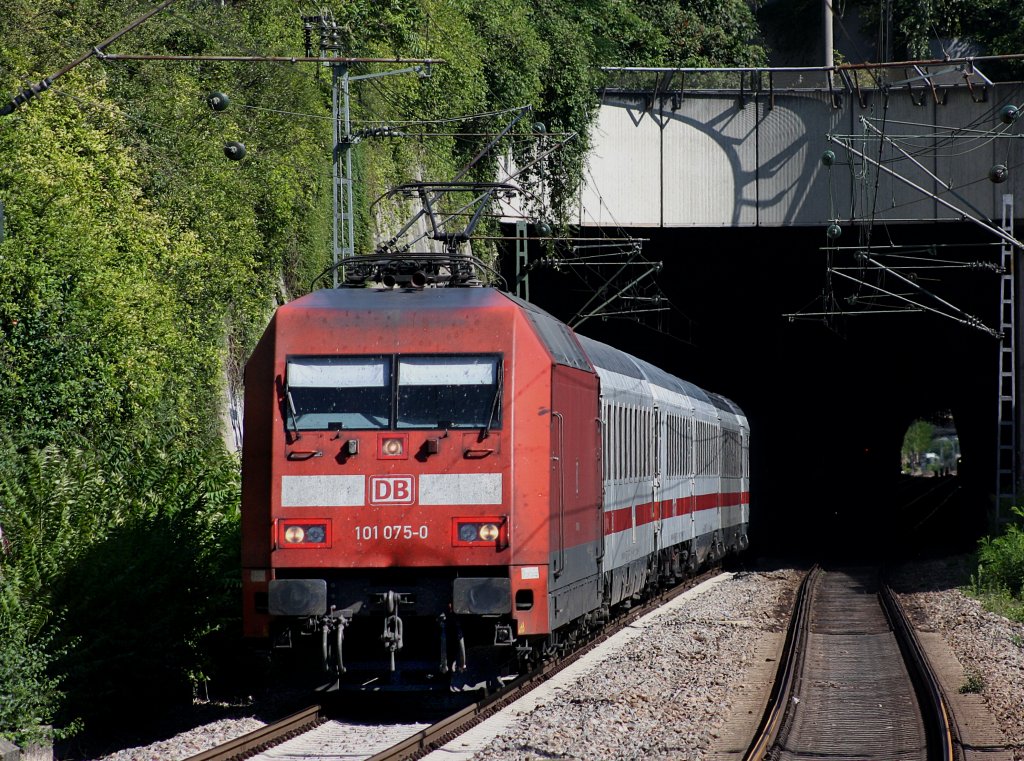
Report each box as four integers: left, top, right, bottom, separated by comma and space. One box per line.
996, 194, 1018, 519
303, 12, 429, 287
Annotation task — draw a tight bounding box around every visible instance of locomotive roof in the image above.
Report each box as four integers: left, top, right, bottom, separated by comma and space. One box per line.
502, 292, 592, 371
289, 287, 594, 372
291, 285, 511, 311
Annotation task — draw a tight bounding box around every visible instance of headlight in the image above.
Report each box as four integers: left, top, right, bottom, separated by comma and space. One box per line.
382, 437, 404, 456
454, 518, 506, 547
279, 522, 330, 548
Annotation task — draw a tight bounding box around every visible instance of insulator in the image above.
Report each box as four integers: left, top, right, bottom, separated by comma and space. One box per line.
826, 223, 842, 240
989, 164, 1009, 183
821, 149, 835, 167
535, 221, 552, 237
224, 141, 247, 161
999, 105, 1019, 125
533, 122, 546, 134
207, 92, 230, 112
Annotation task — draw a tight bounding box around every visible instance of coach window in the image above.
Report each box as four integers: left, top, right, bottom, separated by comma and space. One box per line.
630, 407, 638, 479
620, 406, 627, 480
642, 410, 648, 476
645, 410, 652, 477
615, 406, 622, 480
618, 407, 624, 480
706, 423, 712, 474
620, 406, 626, 480
699, 422, 705, 475
625, 407, 630, 478
626, 407, 632, 479
630, 407, 637, 479
695, 421, 701, 474
285, 356, 390, 430
687, 418, 692, 474
396, 355, 501, 429
601, 403, 608, 480
606, 403, 614, 480
665, 416, 672, 476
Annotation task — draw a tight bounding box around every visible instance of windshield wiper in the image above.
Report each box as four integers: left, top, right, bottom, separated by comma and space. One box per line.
285, 387, 302, 440
482, 362, 503, 437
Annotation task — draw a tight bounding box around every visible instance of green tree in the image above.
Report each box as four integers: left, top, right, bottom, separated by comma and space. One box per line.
901, 419, 935, 473
972, 506, 1024, 622
849, 0, 1024, 77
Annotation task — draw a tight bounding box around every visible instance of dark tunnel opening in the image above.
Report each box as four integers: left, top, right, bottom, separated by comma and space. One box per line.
511, 221, 1008, 560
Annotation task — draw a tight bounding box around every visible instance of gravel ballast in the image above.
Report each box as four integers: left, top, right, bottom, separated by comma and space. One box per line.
442, 569, 800, 761
891, 556, 1024, 761
82, 558, 1024, 761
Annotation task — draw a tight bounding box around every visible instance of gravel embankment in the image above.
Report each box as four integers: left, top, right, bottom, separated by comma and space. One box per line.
466, 568, 800, 761
890, 556, 1024, 761
79, 558, 1024, 761
90, 715, 267, 761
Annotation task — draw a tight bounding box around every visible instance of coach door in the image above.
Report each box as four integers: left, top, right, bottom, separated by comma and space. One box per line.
549, 366, 602, 591
652, 406, 662, 550
688, 415, 698, 544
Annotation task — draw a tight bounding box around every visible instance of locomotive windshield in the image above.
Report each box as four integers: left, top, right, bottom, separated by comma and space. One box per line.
284, 354, 501, 431
396, 356, 501, 429
286, 356, 391, 430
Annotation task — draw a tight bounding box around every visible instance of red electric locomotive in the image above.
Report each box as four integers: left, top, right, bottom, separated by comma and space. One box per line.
241, 277, 748, 690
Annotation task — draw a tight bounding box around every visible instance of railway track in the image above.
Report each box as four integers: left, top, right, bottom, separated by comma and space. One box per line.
183, 705, 326, 761
185, 568, 722, 761
745, 565, 955, 761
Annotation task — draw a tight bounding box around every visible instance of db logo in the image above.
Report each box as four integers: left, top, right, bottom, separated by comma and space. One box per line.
369, 475, 415, 505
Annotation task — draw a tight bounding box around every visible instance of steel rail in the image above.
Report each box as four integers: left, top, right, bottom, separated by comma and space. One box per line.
743, 565, 818, 761
881, 581, 957, 761
743, 567, 958, 761
182, 704, 323, 761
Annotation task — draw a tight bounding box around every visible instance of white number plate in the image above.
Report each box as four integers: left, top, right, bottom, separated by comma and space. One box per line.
354, 524, 429, 541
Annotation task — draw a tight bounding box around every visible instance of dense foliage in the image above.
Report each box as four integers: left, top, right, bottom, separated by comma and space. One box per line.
0, 0, 764, 745
0, 431, 240, 739
848, 0, 1024, 77
971, 507, 1024, 622
901, 420, 935, 471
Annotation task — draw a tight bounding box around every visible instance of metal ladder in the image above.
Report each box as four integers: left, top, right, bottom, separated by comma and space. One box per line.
995, 193, 1016, 522
515, 220, 529, 301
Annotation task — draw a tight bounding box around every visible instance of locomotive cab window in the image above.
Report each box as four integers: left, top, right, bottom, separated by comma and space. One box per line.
286, 356, 390, 430
284, 354, 502, 432
397, 355, 502, 430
